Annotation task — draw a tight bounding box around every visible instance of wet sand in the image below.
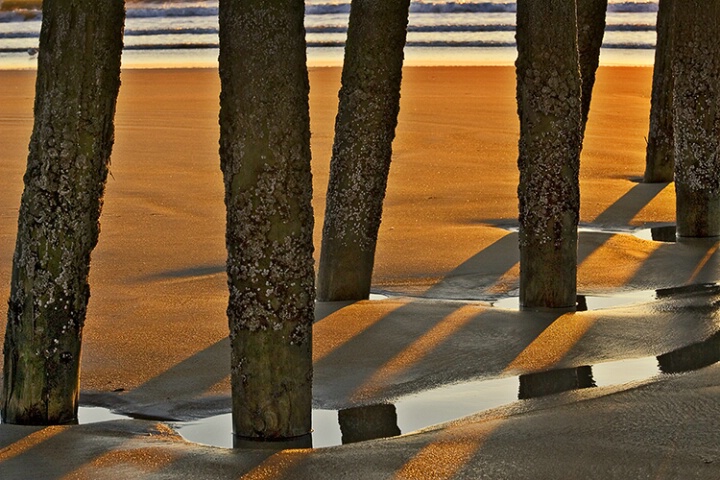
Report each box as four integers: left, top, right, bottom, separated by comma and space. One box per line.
1, 66, 719, 478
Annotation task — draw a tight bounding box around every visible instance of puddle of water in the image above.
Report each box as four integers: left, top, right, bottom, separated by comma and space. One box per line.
77, 406, 131, 424
0, 355, 661, 446
174, 354, 667, 449
0, 347, 704, 447
0, 406, 131, 426
177, 410, 343, 449
5, 330, 716, 450
592, 356, 662, 385
492, 291, 658, 311
499, 224, 678, 243
632, 225, 677, 243
171, 329, 720, 448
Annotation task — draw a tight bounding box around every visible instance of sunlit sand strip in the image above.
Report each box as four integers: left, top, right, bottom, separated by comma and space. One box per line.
626, 182, 675, 224
0, 425, 70, 462
313, 299, 412, 363
59, 446, 175, 480
205, 374, 231, 396
503, 313, 598, 373
485, 262, 520, 295
351, 305, 483, 400
687, 242, 720, 283
394, 422, 500, 480
239, 450, 310, 480
577, 234, 662, 288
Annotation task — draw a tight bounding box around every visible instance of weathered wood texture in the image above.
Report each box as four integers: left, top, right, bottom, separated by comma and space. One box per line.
317, 0, 411, 302
577, 0, 607, 133
516, 0, 583, 309
2, 0, 125, 425
672, 0, 720, 237
218, 0, 315, 440
644, 0, 675, 183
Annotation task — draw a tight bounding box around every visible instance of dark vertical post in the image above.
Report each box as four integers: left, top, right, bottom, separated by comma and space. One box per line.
577, 0, 607, 133
317, 0, 411, 302
644, 0, 675, 183
516, 1, 583, 309
2, 0, 125, 425
218, 0, 315, 442
673, 0, 720, 237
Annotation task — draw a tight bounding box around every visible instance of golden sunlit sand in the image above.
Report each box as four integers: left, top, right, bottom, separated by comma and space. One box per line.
1, 66, 719, 478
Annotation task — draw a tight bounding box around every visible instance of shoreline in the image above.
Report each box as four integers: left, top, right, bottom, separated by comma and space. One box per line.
0, 46, 656, 71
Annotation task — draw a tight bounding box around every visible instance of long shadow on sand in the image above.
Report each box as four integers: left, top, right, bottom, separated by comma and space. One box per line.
591, 181, 669, 226
82, 338, 231, 420
443, 180, 671, 299
312, 179, 708, 408
313, 300, 565, 406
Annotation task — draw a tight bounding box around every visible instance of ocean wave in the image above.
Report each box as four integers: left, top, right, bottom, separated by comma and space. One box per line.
306, 2, 516, 15
410, 24, 515, 32
0, 1, 660, 22
606, 24, 655, 32
0, 31, 37, 39
408, 24, 654, 33
607, 2, 658, 13
124, 27, 218, 36
122, 43, 218, 50
311, 24, 520, 33
0, 10, 39, 22
301, 40, 520, 48
307, 1, 658, 15
0, 23, 655, 40
602, 42, 655, 49
44, 39, 651, 52
126, 1, 519, 18
411, 2, 515, 14
125, 5, 218, 18
122, 1, 662, 18
0, 0, 659, 57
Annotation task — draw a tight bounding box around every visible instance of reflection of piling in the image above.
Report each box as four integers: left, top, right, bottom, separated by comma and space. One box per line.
233, 433, 312, 450
338, 404, 401, 444
656, 283, 720, 299
576, 295, 588, 312
651, 225, 677, 242
519, 366, 595, 399
657, 331, 720, 374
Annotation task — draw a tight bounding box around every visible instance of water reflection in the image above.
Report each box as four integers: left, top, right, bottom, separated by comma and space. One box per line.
233, 433, 312, 450
650, 225, 677, 242
72, 334, 720, 449
518, 365, 595, 399
632, 225, 677, 242
0, 406, 131, 426
655, 282, 720, 298
497, 282, 720, 312
338, 404, 401, 444
495, 291, 657, 311
657, 330, 720, 374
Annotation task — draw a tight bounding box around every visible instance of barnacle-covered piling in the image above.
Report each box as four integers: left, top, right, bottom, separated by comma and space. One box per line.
672, 0, 720, 237
317, 0, 411, 302
218, 0, 314, 441
2, 0, 125, 425
644, 0, 675, 183
577, 0, 607, 134
516, 1, 583, 309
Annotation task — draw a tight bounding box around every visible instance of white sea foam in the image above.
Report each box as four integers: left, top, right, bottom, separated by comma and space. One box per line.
0, 0, 659, 68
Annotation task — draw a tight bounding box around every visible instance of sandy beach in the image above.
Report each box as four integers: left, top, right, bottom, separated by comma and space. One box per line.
1, 66, 719, 478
